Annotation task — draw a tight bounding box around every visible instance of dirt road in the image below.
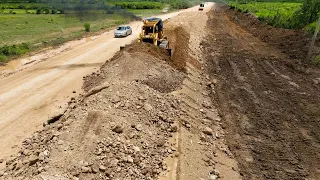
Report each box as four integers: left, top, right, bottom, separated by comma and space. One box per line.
0, 6, 201, 160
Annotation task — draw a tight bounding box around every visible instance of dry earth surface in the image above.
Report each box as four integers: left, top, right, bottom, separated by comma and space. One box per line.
1, 2, 320, 180
203, 4, 320, 180
0, 5, 200, 162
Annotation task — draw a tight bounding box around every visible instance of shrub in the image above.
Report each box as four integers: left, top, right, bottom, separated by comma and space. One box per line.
36, 9, 41, 14
44, 8, 50, 14
312, 55, 320, 66
84, 22, 90, 32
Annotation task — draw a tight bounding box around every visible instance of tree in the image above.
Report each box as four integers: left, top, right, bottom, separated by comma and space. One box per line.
294, 0, 320, 28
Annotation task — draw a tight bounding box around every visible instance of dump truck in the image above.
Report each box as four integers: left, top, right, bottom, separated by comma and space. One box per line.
199, 3, 204, 11
138, 17, 172, 56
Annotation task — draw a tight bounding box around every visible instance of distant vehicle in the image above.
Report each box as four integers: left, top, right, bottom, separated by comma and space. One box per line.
114, 26, 132, 37
199, 3, 204, 11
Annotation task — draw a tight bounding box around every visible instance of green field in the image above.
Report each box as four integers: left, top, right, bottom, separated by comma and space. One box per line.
228, 0, 319, 31
0, 13, 129, 62
229, 2, 302, 28
0, 14, 128, 47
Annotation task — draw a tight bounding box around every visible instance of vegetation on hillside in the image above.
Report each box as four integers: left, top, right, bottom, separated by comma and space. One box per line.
228, 0, 320, 31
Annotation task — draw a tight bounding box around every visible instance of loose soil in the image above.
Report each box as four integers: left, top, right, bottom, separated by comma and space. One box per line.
1, 3, 241, 180
2, 3, 320, 180
203, 4, 320, 180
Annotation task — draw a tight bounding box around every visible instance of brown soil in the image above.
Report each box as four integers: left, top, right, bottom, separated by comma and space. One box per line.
203, 4, 320, 180
1, 4, 240, 180
3, 3, 320, 180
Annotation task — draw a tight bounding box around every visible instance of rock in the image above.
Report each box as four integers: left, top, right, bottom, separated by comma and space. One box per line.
111, 95, 121, 103
43, 150, 50, 157
28, 155, 39, 166
202, 101, 212, 108
170, 125, 178, 133
157, 139, 166, 147
127, 156, 134, 163
0, 170, 4, 176
135, 124, 143, 131
0, 159, 3, 163
22, 149, 30, 156
57, 123, 63, 130
185, 123, 191, 128
99, 165, 107, 172
138, 96, 145, 100
58, 140, 64, 145
128, 169, 134, 174
211, 169, 220, 177
144, 103, 153, 111
73, 91, 76, 93
209, 174, 218, 180
211, 78, 217, 85
81, 166, 91, 173
112, 126, 123, 133
133, 158, 140, 164
203, 127, 213, 135
91, 165, 99, 173
15, 161, 23, 170
133, 146, 140, 152
38, 167, 44, 173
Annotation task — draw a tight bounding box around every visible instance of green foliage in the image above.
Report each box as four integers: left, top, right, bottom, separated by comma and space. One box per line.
229, 2, 301, 28
293, 0, 320, 28
109, 2, 163, 9
84, 22, 90, 32
311, 55, 320, 66
0, 43, 30, 57
168, 1, 192, 9
228, 0, 320, 30
0, 55, 7, 63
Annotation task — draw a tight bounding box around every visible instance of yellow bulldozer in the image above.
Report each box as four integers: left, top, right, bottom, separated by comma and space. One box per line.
138, 17, 172, 56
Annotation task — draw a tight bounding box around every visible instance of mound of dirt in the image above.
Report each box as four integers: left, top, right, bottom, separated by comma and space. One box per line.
0, 43, 185, 180
225, 7, 317, 61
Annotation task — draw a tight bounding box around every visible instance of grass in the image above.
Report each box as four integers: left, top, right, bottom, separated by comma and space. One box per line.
0, 13, 130, 63
229, 2, 302, 28
0, 14, 129, 46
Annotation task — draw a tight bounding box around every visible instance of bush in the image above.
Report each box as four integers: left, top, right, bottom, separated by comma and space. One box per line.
312, 55, 320, 66
84, 22, 90, 32
293, 0, 320, 28
0, 55, 6, 63
0, 43, 30, 57
36, 8, 41, 14
44, 8, 50, 14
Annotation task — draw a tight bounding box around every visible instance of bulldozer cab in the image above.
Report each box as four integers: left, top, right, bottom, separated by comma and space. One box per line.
138, 17, 171, 56
139, 18, 164, 45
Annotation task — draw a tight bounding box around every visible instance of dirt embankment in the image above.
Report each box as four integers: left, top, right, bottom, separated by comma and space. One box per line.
203, 5, 320, 180
0, 5, 240, 180
0, 42, 187, 180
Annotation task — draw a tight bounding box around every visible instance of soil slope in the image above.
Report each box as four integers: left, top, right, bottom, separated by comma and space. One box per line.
203, 5, 320, 180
